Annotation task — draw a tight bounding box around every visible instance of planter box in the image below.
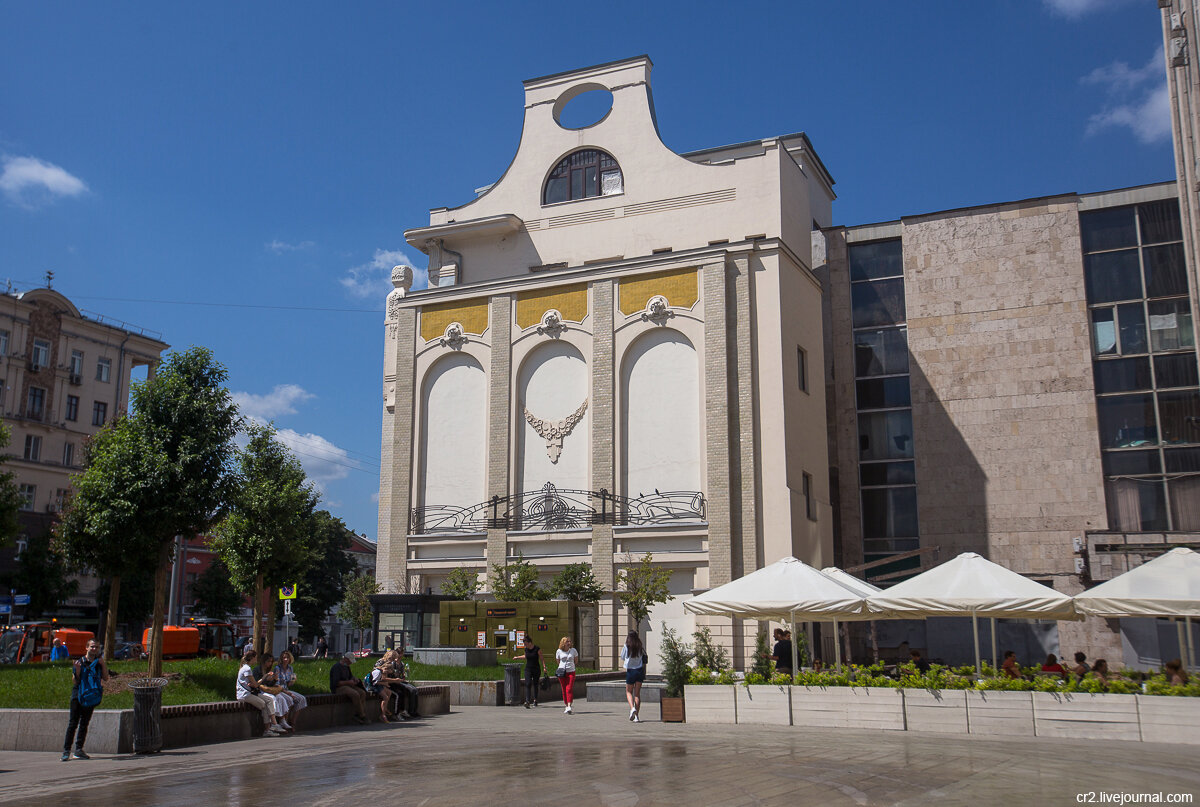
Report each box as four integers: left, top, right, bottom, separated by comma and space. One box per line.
660, 696, 685, 723
790, 686, 905, 731
1032, 692, 1140, 741
1137, 695, 1200, 745
966, 690, 1034, 737
683, 685, 737, 724
903, 688, 967, 734
735, 685, 792, 726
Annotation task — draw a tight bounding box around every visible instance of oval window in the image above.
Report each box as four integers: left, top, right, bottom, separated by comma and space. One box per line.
555, 89, 613, 130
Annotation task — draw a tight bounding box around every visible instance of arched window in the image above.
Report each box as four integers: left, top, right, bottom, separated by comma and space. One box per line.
543, 149, 623, 205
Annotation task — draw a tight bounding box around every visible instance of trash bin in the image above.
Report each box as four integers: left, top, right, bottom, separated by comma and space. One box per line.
129, 677, 168, 754
503, 663, 523, 706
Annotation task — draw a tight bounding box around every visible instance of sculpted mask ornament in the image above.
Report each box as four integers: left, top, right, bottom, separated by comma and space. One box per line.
441, 322, 467, 349
643, 295, 672, 323
538, 309, 567, 336
524, 398, 588, 463
385, 264, 414, 321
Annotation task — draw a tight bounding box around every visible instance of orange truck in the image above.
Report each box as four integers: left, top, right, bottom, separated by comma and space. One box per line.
0, 624, 94, 662
141, 626, 201, 658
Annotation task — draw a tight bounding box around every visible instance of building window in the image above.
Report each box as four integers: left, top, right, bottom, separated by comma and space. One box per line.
53, 488, 68, 512
802, 471, 816, 520
31, 339, 50, 371
23, 435, 40, 462
797, 347, 808, 393
18, 484, 35, 511
849, 238, 919, 566
92, 400, 107, 426
97, 357, 112, 383
0, 330, 8, 355
69, 350, 84, 383
65, 395, 78, 422
26, 387, 45, 420
543, 149, 623, 205
1081, 197, 1200, 531
14, 536, 26, 559
63, 442, 74, 467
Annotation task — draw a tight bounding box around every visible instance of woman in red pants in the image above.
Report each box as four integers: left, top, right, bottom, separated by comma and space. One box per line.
555, 636, 579, 714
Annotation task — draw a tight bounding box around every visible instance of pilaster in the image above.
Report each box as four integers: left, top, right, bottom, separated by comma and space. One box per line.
486, 295, 513, 582
702, 261, 733, 587
377, 308, 416, 594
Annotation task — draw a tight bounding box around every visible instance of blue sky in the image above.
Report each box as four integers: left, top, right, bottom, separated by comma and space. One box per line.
0, 0, 1175, 542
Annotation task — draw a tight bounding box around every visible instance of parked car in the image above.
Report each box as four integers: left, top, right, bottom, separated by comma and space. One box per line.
114, 642, 146, 660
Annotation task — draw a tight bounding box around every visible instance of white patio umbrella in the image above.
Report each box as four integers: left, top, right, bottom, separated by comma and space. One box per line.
820, 567, 883, 668
685, 556, 869, 673
864, 552, 1078, 675
1073, 547, 1200, 670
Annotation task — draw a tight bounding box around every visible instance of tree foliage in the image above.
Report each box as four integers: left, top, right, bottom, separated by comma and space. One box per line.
209, 423, 318, 655
190, 557, 245, 623
442, 566, 482, 601
0, 423, 23, 549
548, 562, 604, 602
658, 624, 695, 698
617, 552, 673, 626
291, 510, 358, 640
490, 553, 549, 601
750, 629, 774, 680
94, 571, 157, 627
693, 626, 730, 672
5, 526, 77, 618
338, 573, 379, 650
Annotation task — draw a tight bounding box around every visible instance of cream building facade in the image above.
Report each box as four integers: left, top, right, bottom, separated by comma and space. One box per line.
377, 56, 837, 668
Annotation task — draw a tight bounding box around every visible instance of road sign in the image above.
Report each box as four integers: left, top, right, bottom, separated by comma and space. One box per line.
0, 605, 10, 615
13, 595, 29, 606
279, 584, 297, 600
283, 599, 292, 616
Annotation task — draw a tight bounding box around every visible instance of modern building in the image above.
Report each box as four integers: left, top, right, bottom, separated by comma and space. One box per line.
0, 287, 168, 623
377, 55, 1200, 670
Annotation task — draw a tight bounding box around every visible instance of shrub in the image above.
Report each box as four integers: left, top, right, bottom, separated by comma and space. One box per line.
689, 666, 714, 685
658, 624, 695, 698
693, 627, 730, 672
749, 630, 774, 681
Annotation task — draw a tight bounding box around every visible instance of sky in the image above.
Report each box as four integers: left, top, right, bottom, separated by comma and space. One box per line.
0, 0, 1177, 543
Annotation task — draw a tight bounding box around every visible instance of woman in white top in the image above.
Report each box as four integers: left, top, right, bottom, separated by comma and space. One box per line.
555, 637, 579, 714
620, 631, 647, 723
274, 651, 308, 730
236, 649, 285, 735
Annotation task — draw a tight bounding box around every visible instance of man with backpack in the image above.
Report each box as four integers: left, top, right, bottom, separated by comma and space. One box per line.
62, 639, 109, 761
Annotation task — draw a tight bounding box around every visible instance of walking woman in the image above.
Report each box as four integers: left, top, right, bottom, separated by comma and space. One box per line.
511, 634, 545, 708
555, 636, 579, 714
621, 631, 647, 723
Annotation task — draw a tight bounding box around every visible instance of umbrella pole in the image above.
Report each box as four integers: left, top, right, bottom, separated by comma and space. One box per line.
1177, 618, 1188, 670
972, 612, 981, 677
990, 617, 997, 670
834, 619, 842, 671
1187, 617, 1196, 672
790, 610, 799, 679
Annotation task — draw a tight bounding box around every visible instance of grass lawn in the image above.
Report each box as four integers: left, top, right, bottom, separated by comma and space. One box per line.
0, 656, 602, 709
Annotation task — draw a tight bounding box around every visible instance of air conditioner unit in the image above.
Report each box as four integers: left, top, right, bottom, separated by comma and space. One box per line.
46, 503, 59, 513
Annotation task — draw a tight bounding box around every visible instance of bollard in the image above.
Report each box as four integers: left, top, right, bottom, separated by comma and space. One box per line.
503, 663, 523, 706
129, 677, 168, 754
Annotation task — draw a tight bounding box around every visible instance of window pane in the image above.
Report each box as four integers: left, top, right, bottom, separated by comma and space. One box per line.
1144, 244, 1188, 298
861, 487, 919, 539
856, 377, 912, 410
1094, 357, 1151, 393
1096, 393, 1157, 447
1118, 303, 1147, 354
1091, 308, 1116, 355
1154, 353, 1199, 388
1165, 447, 1200, 473
1081, 207, 1137, 252
1168, 476, 1200, 530
1084, 249, 1142, 303
545, 177, 569, 204
854, 329, 909, 377
848, 240, 903, 282
1138, 198, 1182, 244
1157, 389, 1200, 443
1148, 299, 1196, 352
851, 277, 906, 328
1105, 478, 1168, 531
860, 461, 916, 486
570, 168, 583, 200
583, 165, 598, 198
600, 169, 622, 195
1103, 449, 1161, 476
858, 410, 914, 461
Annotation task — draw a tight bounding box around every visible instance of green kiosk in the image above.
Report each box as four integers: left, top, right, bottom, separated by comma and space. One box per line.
439, 600, 598, 668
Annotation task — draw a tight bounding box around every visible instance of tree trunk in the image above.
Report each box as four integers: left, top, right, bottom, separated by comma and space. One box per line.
149, 541, 172, 677
252, 573, 263, 659
103, 575, 121, 661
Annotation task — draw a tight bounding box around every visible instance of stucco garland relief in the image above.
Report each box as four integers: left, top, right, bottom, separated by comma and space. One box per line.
642, 295, 672, 324
523, 398, 588, 463
440, 322, 468, 349
537, 309, 567, 337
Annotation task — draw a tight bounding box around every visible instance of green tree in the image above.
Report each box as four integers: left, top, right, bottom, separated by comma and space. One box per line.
490, 552, 548, 601
548, 562, 604, 602
5, 527, 77, 619
0, 423, 23, 549
750, 629, 774, 680
693, 626, 730, 672
291, 510, 358, 641
128, 347, 239, 676
658, 624, 696, 698
616, 552, 673, 627
209, 423, 318, 657
442, 566, 482, 601
190, 557, 245, 623
338, 572, 379, 651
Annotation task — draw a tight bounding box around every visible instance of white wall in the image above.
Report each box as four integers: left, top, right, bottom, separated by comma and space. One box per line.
622, 329, 701, 497
420, 354, 487, 509
517, 342, 590, 494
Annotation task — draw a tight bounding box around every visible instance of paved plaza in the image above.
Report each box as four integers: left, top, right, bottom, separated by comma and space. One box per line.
0, 699, 1197, 806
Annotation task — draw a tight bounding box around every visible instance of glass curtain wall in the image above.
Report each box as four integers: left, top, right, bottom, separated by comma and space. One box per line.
849, 239, 921, 566
1081, 198, 1200, 531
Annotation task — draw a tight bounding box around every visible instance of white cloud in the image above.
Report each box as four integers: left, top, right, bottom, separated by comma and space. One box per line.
339, 248, 429, 300
266, 239, 315, 253
273, 428, 353, 485
1082, 47, 1172, 144
0, 155, 88, 208
233, 384, 315, 420
1044, 0, 1134, 18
